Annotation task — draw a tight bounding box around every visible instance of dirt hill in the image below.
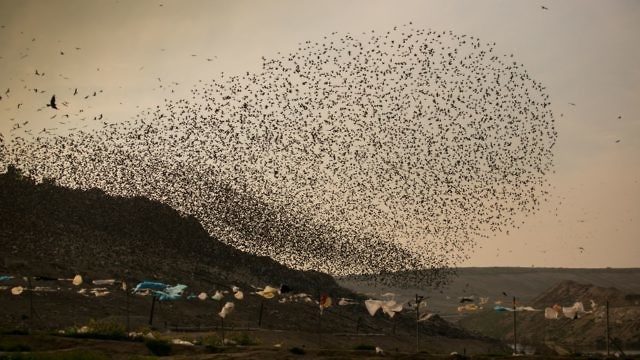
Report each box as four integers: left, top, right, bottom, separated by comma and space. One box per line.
0, 165, 343, 295
339, 267, 640, 316
457, 280, 640, 355
531, 280, 633, 308
0, 166, 499, 354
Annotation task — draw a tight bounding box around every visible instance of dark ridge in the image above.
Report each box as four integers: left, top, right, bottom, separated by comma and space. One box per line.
0, 164, 340, 295
0, 164, 496, 345
532, 280, 631, 308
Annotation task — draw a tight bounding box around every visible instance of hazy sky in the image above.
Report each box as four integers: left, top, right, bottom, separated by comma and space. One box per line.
1, 0, 638, 268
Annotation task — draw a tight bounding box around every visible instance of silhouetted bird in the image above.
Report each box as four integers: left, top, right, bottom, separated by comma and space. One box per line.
47, 95, 58, 110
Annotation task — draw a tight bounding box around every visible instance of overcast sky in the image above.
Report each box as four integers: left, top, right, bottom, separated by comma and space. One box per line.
1, 0, 638, 268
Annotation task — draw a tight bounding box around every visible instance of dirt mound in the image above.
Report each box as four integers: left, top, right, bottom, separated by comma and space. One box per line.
0, 166, 491, 348
532, 280, 628, 308
458, 280, 640, 354
0, 165, 338, 294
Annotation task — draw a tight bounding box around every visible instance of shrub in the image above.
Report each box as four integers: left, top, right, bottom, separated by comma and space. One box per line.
61, 319, 126, 341
0, 340, 31, 352
196, 335, 222, 352
230, 332, 259, 346
0, 350, 110, 360
354, 344, 375, 351
144, 338, 172, 356
205, 344, 222, 353
0, 329, 29, 335
86, 319, 127, 340
449, 354, 469, 360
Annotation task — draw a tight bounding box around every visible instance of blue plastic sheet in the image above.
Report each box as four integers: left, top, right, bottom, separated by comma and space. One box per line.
152, 284, 187, 301
494, 305, 512, 312
164, 284, 187, 295
154, 292, 182, 301
132, 281, 168, 293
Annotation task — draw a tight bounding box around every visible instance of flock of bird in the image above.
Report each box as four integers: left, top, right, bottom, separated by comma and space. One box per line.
1, 25, 557, 282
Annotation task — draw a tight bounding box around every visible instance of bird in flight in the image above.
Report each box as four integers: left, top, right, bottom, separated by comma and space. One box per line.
47, 95, 58, 110
541, 5, 549, 10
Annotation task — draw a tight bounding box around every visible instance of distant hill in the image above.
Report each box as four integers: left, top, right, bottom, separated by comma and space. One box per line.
0, 166, 497, 353
530, 280, 634, 308
339, 267, 640, 316
456, 280, 640, 354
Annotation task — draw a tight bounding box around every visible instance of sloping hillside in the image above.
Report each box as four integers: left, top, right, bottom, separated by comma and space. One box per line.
0, 164, 352, 331
0, 165, 341, 294
339, 267, 640, 316
0, 165, 497, 353
531, 280, 632, 308
457, 280, 640, 354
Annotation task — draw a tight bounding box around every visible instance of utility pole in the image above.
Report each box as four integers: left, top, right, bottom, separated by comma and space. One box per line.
122, 280, 130, 333
319, 310, 323, 349
148, 295, 157, 326
416, 294, 420, 353
221, 316, 225, 344
606, 300, 610, 357
123, 275, 130, 333
258, 300, 264, 328
28, 276, 34, 332
415, 294, 425, 353
126, 289, 130, 332
513, 296, 517, 355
